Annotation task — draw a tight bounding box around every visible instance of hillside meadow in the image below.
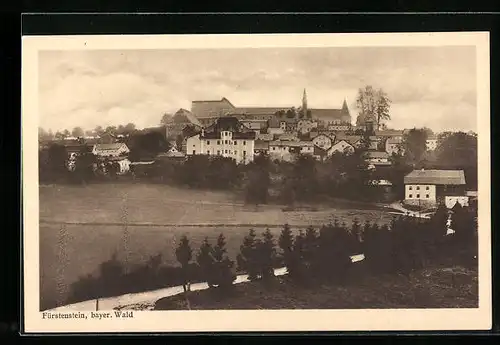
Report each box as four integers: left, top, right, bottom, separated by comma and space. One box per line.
39, 183, 394, 310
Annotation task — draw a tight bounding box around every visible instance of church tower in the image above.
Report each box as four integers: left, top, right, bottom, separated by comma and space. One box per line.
302, 88, 308, 117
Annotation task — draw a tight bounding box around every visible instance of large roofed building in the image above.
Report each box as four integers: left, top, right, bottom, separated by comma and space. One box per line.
190, 89, 352, 127
403, 169, 468, 208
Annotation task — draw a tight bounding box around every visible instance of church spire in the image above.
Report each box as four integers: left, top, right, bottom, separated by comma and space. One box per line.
342, 98, 348, 112
302, 88, 308, 116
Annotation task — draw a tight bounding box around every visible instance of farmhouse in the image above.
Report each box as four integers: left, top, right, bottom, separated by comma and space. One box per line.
269, 140, 314, 161
185, 117, 256, 164
312, 133, 335, 151
363, 151, 391, 166
328, 140, 355, 155
403, 169, 467, 208
92, 143, 130, 158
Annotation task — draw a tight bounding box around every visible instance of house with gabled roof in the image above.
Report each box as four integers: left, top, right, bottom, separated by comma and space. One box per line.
92, 143, 130, 158
328, 140, 355, 156
403, 169, 467, 207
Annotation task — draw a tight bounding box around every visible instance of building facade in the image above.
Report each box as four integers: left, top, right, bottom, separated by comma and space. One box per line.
185, 117, 256, 164
403, 169, 467, 207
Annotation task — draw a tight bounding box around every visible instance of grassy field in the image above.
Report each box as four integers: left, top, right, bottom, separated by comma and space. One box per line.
154, 265, 479, 310
39, 183, 394, 310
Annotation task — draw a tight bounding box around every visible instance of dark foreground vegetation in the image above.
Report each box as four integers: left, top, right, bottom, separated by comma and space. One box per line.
55, 202, 477, 311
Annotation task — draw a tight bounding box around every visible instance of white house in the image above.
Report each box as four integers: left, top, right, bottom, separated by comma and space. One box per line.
92, 143, 130, 157
312, 133, 335, 151
269, 140, 314, 161
403, 169, 467, 207
327, 140, 355, 156
426, 135, 438, 151
185, 117, 256, 164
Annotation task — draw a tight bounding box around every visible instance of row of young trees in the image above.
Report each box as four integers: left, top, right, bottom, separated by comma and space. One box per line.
65, 203, 477, 309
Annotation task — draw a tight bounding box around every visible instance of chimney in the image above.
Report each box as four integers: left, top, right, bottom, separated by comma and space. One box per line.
201, 127, 205, 137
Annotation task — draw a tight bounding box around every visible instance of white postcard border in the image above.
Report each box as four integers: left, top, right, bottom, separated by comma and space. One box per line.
22, 32, 491, 333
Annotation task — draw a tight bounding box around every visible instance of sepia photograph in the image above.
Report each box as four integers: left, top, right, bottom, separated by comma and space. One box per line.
22, 32, 491, 333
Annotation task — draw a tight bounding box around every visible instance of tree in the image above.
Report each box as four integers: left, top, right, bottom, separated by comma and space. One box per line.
436, 131, 478, 190
402, 128, 428, 165
160, 113, 174, 125
175, 235, 193, 293
71, 127, 84, 138
278, 224, 294, 266
450, 204, 478, 263
211, 233, 236, 290
236, 229, 261, 280
94, 126, 105, 136
196, 237, 215, 288
258, 229, 277, 281
245, 153, 271, 205
355, 85, 391, 130
124, 123, 136, 135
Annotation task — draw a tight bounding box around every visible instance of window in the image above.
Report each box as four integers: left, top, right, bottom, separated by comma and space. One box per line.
426, 194, 429, 198
243, 150, 246, 156
193, 144, 195, 147
416, 186, 420, 190
409, 186, 412, 190
217, 150, 220, 155
225, 140, 228, 144
225, 149, 228, 154
207, 150, 210, 155
416, 194, 420, 198
272, 147, 276, 151
192, 150, 196, 154
206, 141, 210, 145
409, 194, 413, 198
426, 186, 429, 190
243, 141, 246, 145
217, 140, 220, 145
234, 150, 237, 155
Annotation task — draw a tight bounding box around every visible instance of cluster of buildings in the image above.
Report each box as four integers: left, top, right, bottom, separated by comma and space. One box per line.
41, 89, 475, 210
168, 89, 439, 166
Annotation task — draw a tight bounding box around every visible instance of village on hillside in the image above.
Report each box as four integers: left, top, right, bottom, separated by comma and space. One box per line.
38, 85, 479, 313
38, 86, 478, 214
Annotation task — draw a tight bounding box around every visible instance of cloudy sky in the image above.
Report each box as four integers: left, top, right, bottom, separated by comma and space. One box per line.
38, 46, 476, 133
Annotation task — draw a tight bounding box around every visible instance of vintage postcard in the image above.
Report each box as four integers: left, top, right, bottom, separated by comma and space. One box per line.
22, 32, 491, 333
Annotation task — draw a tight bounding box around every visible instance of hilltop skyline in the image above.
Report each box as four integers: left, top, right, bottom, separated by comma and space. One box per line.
39, 46, 477, 133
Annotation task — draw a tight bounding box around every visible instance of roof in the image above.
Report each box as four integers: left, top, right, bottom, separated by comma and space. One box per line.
270, 140, 313, 148
256, 133, 274, 141
404, 169, 466, 185
310, 108, 350, 122
427, 135, 438, 140
93, 143, 128, 151
201, 117, 256, 140
276, 133, 300, 141
364, 151, 389, 158
236, 106, 288, 115
254, 140, 270, 150
313, 146, 328, 156
173, 108, 202, 127
374, 129, 404, 137
335, 134, 362, 145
